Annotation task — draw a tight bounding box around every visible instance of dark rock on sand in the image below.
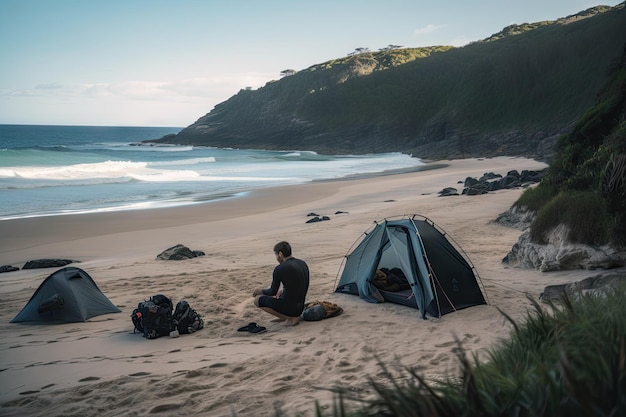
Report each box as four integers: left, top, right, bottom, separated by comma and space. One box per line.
306, 216, 330, 224
156, 244, 205, 260
0, 265, 19, 273
22, 259, 75, 269
438, 187, 459, 197
458, 168, 547, 196
540, 271, 626, 302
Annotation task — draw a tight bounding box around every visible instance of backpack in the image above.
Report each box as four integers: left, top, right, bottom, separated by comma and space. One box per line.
172, 300, 204, 334
131, 294, 173, 339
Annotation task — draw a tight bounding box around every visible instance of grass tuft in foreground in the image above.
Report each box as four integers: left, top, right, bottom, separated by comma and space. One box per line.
304, 285, 626, 417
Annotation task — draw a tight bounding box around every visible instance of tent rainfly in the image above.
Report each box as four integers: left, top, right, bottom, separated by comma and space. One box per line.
335, 215, 487, 319
11, 267, 121, 323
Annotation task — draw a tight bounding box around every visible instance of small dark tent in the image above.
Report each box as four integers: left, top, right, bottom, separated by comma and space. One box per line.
11, 267, 121, 323
335, 215, 487, 319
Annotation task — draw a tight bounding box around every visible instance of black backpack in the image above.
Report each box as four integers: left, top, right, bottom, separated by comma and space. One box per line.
172, 300, 204, 334
131, 294, 173, 339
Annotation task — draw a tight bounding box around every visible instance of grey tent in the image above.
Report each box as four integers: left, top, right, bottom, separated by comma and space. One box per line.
335, 215, 487, 319
11, 267, 121, 323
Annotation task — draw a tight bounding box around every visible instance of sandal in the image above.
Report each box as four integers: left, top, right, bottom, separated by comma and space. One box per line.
249, 324, 266, 333
237, 322, 256, 332
237, 322, 266, 333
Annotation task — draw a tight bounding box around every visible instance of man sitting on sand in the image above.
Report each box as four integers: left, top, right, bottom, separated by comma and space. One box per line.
253, 241, 310, 326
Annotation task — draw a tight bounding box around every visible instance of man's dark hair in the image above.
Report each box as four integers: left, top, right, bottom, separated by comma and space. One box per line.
273, 241, 292, 257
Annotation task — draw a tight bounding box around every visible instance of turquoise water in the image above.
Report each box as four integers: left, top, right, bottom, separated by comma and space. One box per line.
0, 125, 424, 220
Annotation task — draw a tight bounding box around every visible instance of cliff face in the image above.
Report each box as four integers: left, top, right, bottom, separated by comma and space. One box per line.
149, 4, 626, 162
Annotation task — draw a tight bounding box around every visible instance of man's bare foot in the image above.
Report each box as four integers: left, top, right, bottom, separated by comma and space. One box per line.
271, 318, 285, 323
284, 317, 300, 326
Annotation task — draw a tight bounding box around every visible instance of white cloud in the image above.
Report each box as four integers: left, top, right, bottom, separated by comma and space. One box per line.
413, 24, 447, 36
0, 73, 276, 103
0, 72, 279, 126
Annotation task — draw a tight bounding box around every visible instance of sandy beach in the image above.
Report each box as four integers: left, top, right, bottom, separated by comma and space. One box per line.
0, 157, 595, 417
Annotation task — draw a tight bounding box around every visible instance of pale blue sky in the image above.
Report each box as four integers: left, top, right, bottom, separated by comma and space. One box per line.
0, 1, 621, 127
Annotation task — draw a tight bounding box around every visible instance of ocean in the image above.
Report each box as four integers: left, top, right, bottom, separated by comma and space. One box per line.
0, 124, 424, 220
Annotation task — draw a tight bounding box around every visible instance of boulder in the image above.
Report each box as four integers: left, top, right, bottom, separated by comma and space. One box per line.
540, 271, 626, 303
22, 259, 75, 269
503, 225, 626, 271
156, 244, 204, 260
0, 265, 19, 273
438, 187, 459, 197
461, 168, 547, 195
493, 205, 536, 230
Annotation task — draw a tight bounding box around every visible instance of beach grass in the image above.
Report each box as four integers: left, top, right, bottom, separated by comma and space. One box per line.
306, 284, 626, 417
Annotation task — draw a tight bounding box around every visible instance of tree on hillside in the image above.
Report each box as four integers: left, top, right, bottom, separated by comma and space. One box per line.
379, 44, 403, 51
348, 47, 371, 56
280, 69, 296, 77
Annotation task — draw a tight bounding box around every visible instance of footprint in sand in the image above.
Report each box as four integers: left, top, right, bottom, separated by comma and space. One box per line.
78, 376, 100, 382
429, 353, 451, 365
130, 353, 152, 359
149, 404, 180, 413
270, 384, 291, 395
129, 372, 151, 376
461, 333, 480, 345
209, 362, 228, 368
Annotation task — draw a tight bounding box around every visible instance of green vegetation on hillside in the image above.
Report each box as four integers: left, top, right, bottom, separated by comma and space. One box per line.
515, 45, 626, 246
153, 4, 626, 160
301, 7, 624, 133
480, 5, 613, 42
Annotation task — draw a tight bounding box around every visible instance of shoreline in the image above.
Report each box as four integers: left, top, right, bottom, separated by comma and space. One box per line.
3, 156, 588, 417
0, 159, 446, 266
0, 159, 436, 223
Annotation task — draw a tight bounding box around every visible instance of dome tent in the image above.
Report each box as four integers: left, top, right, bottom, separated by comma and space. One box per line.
335, 215, 487, 319
11, 267, 121, 323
